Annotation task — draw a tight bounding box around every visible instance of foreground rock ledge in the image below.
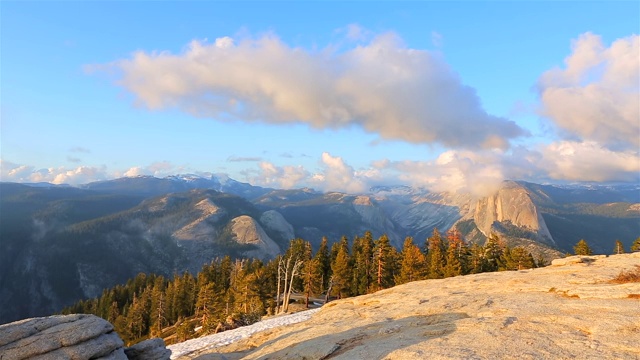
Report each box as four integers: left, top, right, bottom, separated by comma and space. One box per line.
190, 253, 640, 360
0, 314, 170, 360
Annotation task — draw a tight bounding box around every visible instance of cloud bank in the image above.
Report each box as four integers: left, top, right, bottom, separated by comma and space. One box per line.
110, 30, 527, 150
538, 33, 639, 150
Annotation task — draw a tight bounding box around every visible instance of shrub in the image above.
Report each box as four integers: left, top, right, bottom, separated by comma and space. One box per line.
610, 265, 640, 284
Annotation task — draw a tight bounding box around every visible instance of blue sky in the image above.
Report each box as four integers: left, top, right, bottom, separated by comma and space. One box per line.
2, 1, 638, 194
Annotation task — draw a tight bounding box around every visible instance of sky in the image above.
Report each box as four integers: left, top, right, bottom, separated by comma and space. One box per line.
2, 1, 639, 195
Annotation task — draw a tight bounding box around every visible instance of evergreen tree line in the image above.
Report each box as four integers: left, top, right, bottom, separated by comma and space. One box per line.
61, 229, 547, 345
574, 237, 640, 256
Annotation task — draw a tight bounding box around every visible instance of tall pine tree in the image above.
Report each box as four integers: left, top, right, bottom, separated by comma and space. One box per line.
427, 228, 446, 279
396, 236, 427, 284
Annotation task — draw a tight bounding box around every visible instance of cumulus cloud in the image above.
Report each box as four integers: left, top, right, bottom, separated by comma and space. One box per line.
246, 151, 509, 196
118, 161, 183, 178
376, 151, 508, 196
538, 33, 639, 150
310, 152, 369, 193
251, 162, 310, 189
537, 141, 640, 182
246, 152, 373, 193
1, 160, 192, 185
0, 160, 110, 184
109, 29, 527, 150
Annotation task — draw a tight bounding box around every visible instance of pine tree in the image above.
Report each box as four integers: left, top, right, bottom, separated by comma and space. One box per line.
351, 232, 375, 295
371, 234, 397, 291
427, 228, 446, 279
243, 263, 268, 321
444, 243, 463, 278
535, 254, 547, 268
484, 233, 504, 272
468, 243, 486, 274
313, 237, 331, 293
127, 293, 147, 341
506, 247, 535, 270
396, 237, 426, 284
632, 237, 640, 252
331, 242, 351, 298
574, 239, 593, 255
613, 240, 625, 254
149, 276, 167, 337
228, 259, 248, 315
195, 283, 217, 333
444, 229, 467, 277
301, 241, 320, 308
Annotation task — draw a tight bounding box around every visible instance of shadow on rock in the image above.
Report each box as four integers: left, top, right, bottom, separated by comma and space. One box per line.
195, 312, 468, 360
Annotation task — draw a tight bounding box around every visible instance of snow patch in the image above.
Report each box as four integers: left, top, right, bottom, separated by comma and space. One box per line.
168, 308, 320, 359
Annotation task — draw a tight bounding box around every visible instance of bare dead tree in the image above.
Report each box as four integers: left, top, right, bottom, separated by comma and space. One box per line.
275, 256, 284, 314
324, 275, 334, 304
282, 257, 303, 313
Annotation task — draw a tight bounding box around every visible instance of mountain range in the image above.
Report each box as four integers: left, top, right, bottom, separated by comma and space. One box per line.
1, 175, 638, 324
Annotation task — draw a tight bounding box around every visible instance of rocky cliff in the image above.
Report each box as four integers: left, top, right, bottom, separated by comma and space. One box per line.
229, 215, 281, 260
188, 253, 640, 359
471, 181, 555, 246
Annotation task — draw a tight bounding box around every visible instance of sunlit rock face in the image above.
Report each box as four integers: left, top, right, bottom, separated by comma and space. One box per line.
260, 210, 295, 243
230, 215, 281, 260
473, 181, 555, 245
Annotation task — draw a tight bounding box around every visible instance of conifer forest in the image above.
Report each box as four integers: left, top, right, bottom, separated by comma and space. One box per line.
62, 230, 544, 345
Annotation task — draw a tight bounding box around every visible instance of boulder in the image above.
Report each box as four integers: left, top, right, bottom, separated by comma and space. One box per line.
0, 314, 126, 360
0, 314, 171, 360
124, 338, 171, 360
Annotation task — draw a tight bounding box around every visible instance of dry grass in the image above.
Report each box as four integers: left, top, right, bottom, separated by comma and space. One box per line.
610, 265, 640, 284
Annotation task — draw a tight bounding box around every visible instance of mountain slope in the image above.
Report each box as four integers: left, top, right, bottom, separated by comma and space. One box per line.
0, 186, 286, 324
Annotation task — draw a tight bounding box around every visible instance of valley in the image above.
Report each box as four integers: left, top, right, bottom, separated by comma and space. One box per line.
0, 175, 638, 325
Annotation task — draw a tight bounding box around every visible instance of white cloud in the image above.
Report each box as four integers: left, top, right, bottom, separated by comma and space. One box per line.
312, 152, 368, 193
122, 166, 150, 177
252, 162, 310, 189
246, 153, 372, 193
119, 161, 182, 178
215, 36, 234, 49
51, 166, 109, 184
378, 150, 507, 197
245, 151, 510, 196
0, 160, 191, 185
343, 24, 370, 42
1, 160, 34, 181
1, 160, 110, 185
538, 33, 639, 150
109, 29, 527, 150
538, 141, 640, 182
